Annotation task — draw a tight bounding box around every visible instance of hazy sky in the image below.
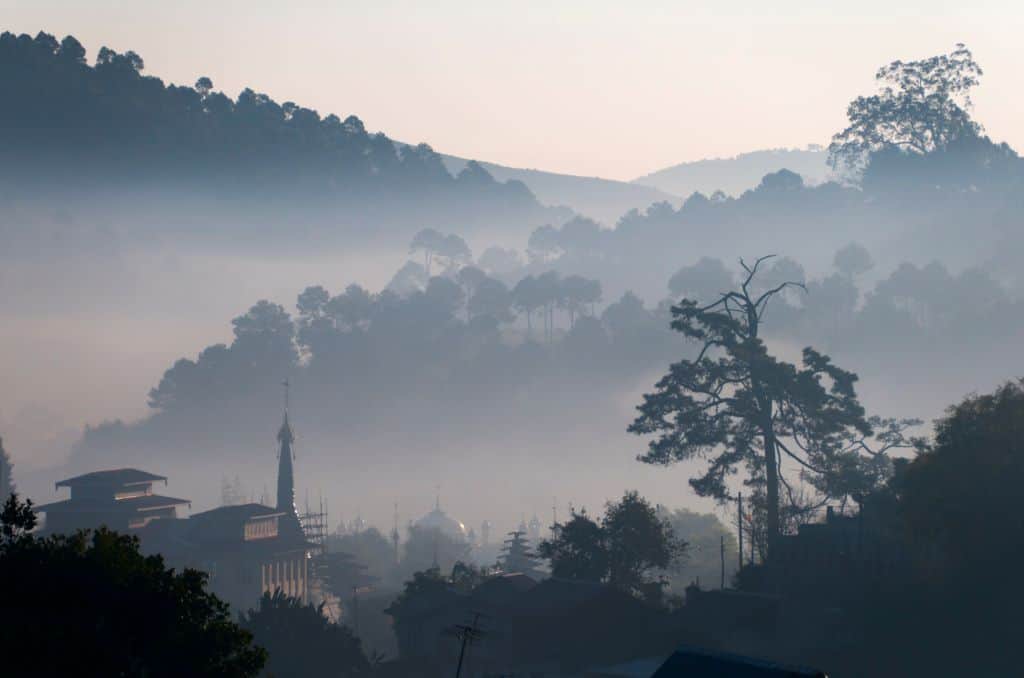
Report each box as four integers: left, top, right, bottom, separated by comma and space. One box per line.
5, 1, 1021, 179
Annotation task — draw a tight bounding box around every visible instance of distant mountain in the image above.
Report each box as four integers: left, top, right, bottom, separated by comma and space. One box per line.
440, 147, 832, 225
440, 156, 681, 225
633, 147, 831, 197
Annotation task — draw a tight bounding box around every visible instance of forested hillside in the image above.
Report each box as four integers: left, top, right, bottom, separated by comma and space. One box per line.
0, 30, 563, 248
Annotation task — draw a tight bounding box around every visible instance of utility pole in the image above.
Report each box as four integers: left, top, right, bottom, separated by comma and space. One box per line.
452, 612, 485, 678
737, 493, 744, 571
720, 535, 726, 589
351, 586, 360, 637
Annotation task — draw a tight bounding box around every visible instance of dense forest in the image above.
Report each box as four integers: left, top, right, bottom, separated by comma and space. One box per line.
0, 30, 562, 249
68, 235, 1023, 530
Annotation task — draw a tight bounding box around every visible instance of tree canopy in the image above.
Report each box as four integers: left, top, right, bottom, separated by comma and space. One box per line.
629, 256, 874, 552
897, 379, 1024, 578
829, 44, 984, 172
539, 491, 685, 600
241, 591, 371, 678
498, 530, 542, 579
0, 495, 265, 676
0, 30, 552, 244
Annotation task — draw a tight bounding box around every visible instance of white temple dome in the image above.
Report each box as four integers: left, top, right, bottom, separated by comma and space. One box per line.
415, 506, 467, 541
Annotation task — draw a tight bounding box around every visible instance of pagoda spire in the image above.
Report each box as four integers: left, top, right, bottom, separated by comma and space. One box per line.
276, 380, 296, 516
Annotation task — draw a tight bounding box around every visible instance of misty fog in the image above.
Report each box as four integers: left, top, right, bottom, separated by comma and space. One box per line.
3, 32, 1021, 545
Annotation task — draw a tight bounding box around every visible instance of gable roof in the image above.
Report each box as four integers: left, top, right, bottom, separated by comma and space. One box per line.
56, 468, 167, 489
190, 503, 282, 523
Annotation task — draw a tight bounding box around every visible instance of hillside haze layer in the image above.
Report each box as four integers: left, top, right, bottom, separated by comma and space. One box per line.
440, 155, 680, 225
634, 146, 831, 197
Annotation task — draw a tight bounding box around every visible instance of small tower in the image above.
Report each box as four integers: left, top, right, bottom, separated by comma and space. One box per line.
391, 502, 401, 566
528, 514, 542, 543
276, 380, 297, 517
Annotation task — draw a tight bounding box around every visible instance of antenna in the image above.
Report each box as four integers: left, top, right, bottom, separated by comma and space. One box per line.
281, 377, 290, 412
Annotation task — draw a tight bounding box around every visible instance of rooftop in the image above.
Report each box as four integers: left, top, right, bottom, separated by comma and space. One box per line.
188, 503, 311, 550
36, 494, 191, 513
56, 468, 167, 489
190, 503, 284, 523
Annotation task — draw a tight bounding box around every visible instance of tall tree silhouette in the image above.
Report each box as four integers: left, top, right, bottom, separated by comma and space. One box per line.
829, 44, 983, 172
629, 256, 871, 557
499, 530, 541, 578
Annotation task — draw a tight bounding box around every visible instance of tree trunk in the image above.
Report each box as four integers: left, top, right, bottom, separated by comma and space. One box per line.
763, 428, 780, 557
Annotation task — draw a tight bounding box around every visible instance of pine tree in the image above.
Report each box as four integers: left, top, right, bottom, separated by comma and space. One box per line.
499, 530, 541, 579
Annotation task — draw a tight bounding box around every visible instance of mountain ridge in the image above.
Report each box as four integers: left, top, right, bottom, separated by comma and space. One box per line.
633, 146, 832, 198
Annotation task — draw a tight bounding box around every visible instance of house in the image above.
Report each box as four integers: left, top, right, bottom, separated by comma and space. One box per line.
36, 468, 190, 534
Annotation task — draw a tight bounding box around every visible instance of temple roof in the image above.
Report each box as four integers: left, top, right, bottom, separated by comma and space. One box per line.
415, 507, 467, 539
55, 468, 167, 489
190, 503, 283, 522
36, 494, 190, 513
188, 502, 311, 551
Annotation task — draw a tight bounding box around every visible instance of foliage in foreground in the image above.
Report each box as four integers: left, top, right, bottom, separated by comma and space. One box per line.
0, 495, 265, 677
242, 590, 372, 678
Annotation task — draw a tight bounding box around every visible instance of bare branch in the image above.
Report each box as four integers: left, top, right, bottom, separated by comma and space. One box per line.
754, 281, 808, 320
775, 437, 828, 475
738, 255, 777, 298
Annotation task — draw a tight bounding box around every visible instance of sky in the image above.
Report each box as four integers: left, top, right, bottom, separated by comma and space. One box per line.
4, 0, 1022, 180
